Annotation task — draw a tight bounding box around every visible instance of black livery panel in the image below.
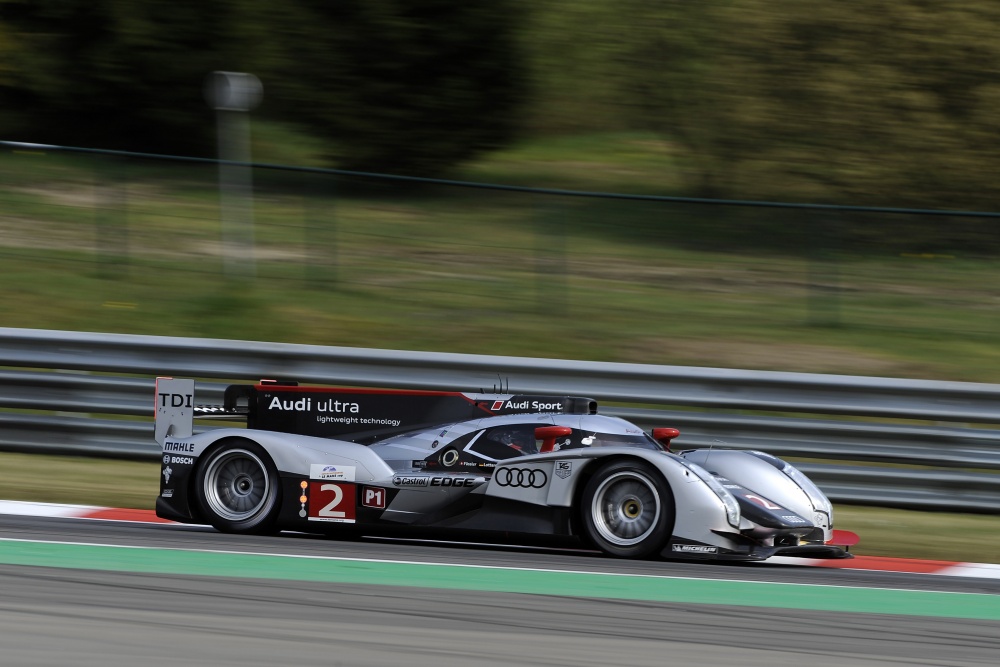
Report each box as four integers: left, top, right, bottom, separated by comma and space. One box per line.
224, 383, 597, 443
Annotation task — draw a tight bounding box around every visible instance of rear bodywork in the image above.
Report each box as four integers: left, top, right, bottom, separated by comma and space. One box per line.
155, 378, 853, 561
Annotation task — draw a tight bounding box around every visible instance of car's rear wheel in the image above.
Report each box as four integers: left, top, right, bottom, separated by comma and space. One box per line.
581, 460, 674, 558
195, 439, 281, 534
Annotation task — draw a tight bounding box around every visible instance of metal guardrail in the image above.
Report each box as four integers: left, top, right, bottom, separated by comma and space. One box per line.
4, 328, 1000, 422
2, 327, 999, 512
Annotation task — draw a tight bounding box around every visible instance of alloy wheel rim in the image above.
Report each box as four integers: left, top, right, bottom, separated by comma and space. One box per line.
204, 449, 270, 521
591, 471, 660, 546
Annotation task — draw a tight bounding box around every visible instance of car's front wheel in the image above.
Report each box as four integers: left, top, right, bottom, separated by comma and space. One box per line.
195, 439, 281, 534
580, 460, 674, 558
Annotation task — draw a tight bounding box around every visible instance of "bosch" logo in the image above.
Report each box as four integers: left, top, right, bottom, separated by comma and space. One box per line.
495, 467, 547, 488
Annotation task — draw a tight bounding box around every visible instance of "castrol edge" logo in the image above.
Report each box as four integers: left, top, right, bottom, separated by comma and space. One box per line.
392, 475, 484, 488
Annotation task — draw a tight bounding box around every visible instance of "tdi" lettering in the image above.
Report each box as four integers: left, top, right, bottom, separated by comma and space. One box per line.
158, 393, 193, 408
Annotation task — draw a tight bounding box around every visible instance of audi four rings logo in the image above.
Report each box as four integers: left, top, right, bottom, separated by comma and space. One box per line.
495, 467, 548, 488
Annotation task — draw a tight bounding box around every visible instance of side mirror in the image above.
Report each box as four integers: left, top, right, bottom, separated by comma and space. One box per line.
652, 427, 681, 450
536, 426, 573, 453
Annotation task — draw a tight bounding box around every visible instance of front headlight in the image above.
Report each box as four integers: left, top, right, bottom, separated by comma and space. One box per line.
687, 461, 741, 528
748, 451, 833, 516
782, 463, 833, 516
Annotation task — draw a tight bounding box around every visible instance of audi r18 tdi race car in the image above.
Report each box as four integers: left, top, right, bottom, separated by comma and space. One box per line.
155, 378, 856, 561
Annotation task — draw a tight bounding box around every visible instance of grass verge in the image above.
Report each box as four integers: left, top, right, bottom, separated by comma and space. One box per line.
3, 140, 1000, 380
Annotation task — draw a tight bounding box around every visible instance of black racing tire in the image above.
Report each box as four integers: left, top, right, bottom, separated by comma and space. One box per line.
580, 460, 674, 558
194, 439, 281, 534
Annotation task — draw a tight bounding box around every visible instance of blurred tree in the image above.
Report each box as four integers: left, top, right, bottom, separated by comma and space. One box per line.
605, 1, 1000, 210
0, 0, 527, 173
263, 0, 527, 176
516, 0, 624, 135
0, 0, 245, 154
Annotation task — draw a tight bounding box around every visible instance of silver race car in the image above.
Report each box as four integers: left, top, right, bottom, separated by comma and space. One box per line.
155, 378, 856, 560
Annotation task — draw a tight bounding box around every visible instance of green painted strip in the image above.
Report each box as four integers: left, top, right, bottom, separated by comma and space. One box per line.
2, 539, 999, 620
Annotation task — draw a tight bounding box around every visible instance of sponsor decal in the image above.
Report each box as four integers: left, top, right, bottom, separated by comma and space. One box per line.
393, 475, 430, 487
362, 486, 386, 509
163, 455, 170, 464
161, 489, 173, 498
162, 466, 173, 484
391, 475, 480, 488
157, 393, 193, 408
555, 461, 572, 479
310, 464, 357, 482
307, 482, 356, 523
412, 460, 428, 469
671, 544, 718, 554
495, 467, 548, 489
430, 477, 482, 488
781, 515, 809, 524
494, 400, 564, 412
268, 396, 360, 413
458, 461, 498, 470
169, 456, 194, 465
164, 441, 194, 453
316, 415, 401, 427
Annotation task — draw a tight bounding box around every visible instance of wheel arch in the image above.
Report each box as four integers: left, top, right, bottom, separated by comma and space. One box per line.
192, 435, 284, 533
187, 435, 268, 524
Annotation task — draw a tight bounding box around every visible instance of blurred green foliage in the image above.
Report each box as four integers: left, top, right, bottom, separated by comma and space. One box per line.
0, 0, 526, 174
2, 1, 1000, 206
525, 1, 1000, 211
0, 0, 238, 154
262, 1, 526, 175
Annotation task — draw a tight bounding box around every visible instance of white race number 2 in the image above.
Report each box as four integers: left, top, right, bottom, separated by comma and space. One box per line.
318, 483, 346, 518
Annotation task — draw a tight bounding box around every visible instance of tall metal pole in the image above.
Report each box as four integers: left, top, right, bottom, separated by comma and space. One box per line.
205, 71, 262, 278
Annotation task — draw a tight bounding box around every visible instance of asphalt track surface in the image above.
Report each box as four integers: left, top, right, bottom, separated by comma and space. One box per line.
1, 515, 998, 666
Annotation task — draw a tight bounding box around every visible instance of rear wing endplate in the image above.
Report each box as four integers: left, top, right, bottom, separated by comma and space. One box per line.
154, 377, 195, 446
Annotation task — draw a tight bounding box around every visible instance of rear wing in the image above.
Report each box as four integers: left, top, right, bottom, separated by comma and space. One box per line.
155, 378, 597, 445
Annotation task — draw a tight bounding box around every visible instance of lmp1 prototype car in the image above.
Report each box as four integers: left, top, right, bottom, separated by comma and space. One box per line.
154, 378, 855, 560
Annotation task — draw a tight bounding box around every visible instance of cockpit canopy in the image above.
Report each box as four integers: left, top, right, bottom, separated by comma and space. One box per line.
369, 414, 668, 472
470, 423, 664, 460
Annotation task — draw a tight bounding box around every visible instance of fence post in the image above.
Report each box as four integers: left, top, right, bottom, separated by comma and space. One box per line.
94, 155, 129, 279
534, 196, 568, 314
807, 210, 841, 327
206, 71, 262, 279
304, 172, 338, 286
